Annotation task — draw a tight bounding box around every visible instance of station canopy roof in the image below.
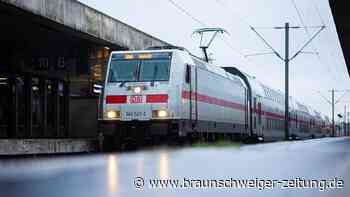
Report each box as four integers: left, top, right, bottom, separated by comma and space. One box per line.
329, 0, 350, 77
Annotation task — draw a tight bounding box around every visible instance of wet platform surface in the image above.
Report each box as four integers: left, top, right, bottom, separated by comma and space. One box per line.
1, 137, 350, 197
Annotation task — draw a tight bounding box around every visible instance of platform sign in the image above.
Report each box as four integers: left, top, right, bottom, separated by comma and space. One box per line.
93, 84, 103, 94
38, 57, 49, 70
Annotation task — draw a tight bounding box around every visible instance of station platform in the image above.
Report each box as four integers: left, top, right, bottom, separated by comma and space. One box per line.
0, 139, 97, 155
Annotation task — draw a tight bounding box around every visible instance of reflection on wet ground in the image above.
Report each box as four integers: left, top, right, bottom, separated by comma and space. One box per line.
107, 155, 118, 195
1, 137, 350, 197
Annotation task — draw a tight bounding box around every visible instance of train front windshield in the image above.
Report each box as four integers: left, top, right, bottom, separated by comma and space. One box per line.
108, 53, 172, 83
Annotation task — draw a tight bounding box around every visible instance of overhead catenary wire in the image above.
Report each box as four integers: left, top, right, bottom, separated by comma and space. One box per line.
166, 0, 254, 64
214, 0, 328, 80
212, 0, 260, 59
214, 0, 324, 63
254, 25, 324, 29
216, 0, 343, 118
249, 20, 325, 139
213, 0, 311, 107
213, 0, 284, 59
289, 26, 325, 61
218, 35, 247, 58
298, 0, 339, 84
168, 0, 341, 87
213, 0, 271, 68
244, 51, 276, 58
214, 0, 253, 27
316, 90, 331, 104
290, 0, 318, 53
312, 0, 326, 26
290, 0, 340, 101
335, 90, 350, 104
250, 26, 284, 61
166, 0, 206, 26
311, 0, 344, 85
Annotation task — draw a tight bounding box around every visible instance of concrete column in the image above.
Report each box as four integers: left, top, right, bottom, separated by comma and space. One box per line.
40, 77, 47, 137
53, 79, 60, 137
63, 80, 70, 137
24, 73, 33, 138
8, 74, 17, 138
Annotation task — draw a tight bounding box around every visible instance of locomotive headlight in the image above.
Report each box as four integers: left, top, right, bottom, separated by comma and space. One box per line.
153, 109, 168, 118
158, 110, 168, 118
133, 86, 142, 94
106, 110, 120, 119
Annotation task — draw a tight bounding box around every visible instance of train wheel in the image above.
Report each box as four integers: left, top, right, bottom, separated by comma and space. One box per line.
189, 133, 198, 144
208, 133, 215, 143
102, 135, 114, 152
167, 128, 181, 146
113, 128, 125, 151
243, 135, 258, 144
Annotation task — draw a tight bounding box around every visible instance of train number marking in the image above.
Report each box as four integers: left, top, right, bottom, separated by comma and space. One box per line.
122, 111, 150, 121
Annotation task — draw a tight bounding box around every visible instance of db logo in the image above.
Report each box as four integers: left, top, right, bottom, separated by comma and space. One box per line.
130, 95, 143, 103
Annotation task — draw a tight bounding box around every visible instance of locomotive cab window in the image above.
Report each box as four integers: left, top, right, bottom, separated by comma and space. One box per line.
108, 60, 139, 82
139, 59, 171, 81
108, 52, 172, 83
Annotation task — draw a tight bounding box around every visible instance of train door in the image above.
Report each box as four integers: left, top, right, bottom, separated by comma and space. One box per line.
244, 88, 248, 132
257, 97, 263, 137
253, 97, 256, 135
184, 64, 197, 130
189, 65, 198, 129
253, 96, 263, 137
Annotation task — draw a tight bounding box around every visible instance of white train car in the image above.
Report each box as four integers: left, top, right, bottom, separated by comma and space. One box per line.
323, 115, 332, 135
224, 71, 327, 141
99, 48, 249, 145
99, 47, 328, 146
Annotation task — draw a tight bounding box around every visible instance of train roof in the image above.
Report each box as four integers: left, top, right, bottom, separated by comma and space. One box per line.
189, 56, 245, 85
110, 49, 177, 54
111, 48, 246, 86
